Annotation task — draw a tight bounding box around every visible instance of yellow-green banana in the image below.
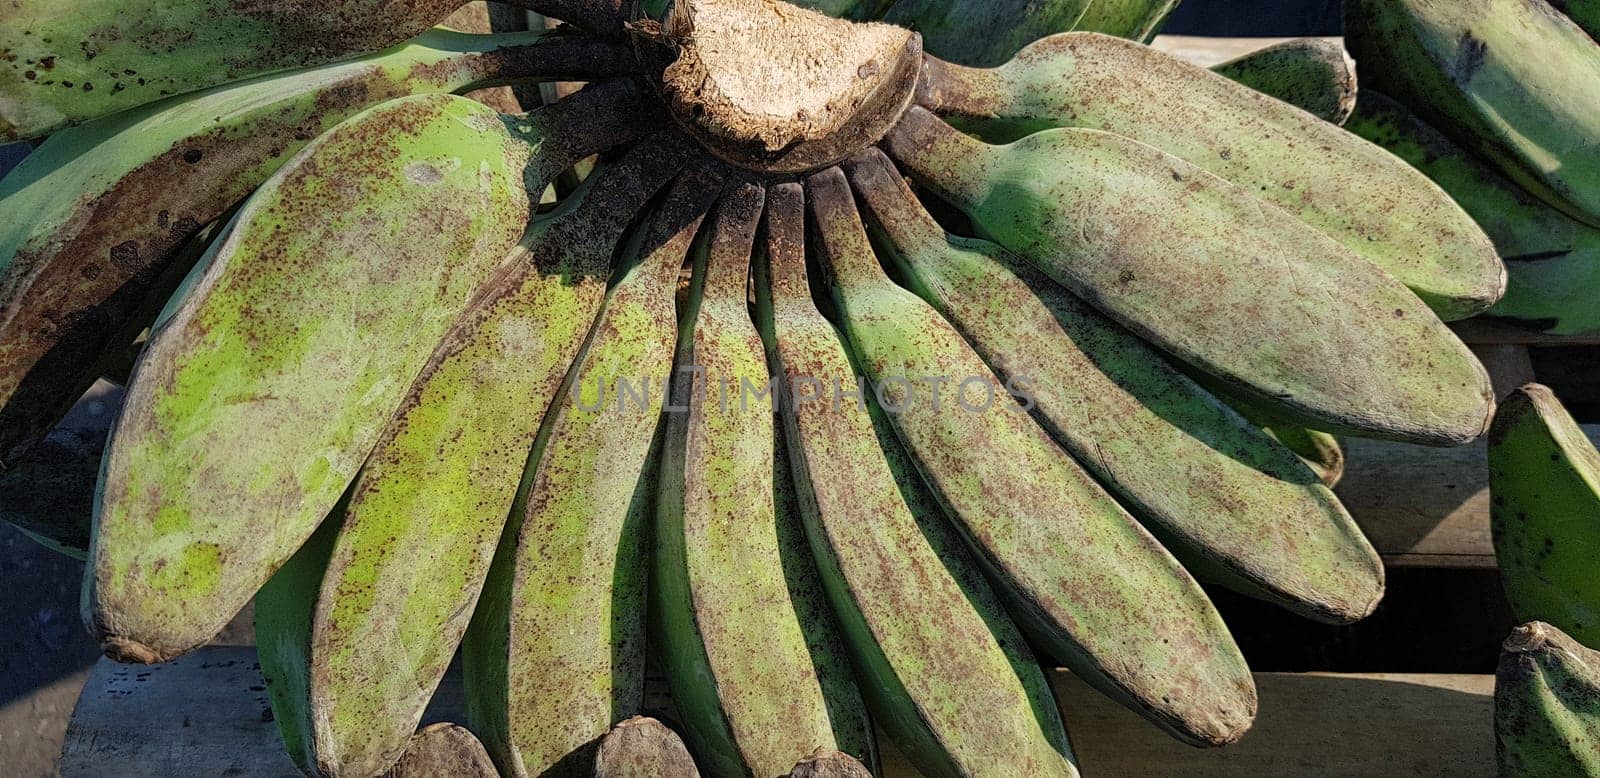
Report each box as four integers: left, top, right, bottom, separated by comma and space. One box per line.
1496, 621, 1600, 777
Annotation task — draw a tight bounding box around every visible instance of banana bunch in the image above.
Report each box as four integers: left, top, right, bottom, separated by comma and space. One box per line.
1343, 0, 1600, 335
0, 0, 1508, 775
1496, 621, 1600, 777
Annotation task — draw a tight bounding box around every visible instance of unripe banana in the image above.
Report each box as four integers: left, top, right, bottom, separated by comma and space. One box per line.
755, 181, 1078, 778
883, 106, 1495, 446
255, 138, 694, 777
845, 148, 1380, 623
808, 166, 1255, 748
1264, 426, 1345, 488
1343, 90, 1600, 336
915, 32, 1504, 320
463, 157, 726, 778
653, 181, 872, 777
1496, 621, 1600, 777
1072, 0, 1182, 42
88, 86, 656, 664
0, 0, 626, 138
1344, 0, 1600, 229
881, 0, 1091, 67
0, 29, 629, 468
1212, 38, 1358, 125
1490, 384, 1600, 648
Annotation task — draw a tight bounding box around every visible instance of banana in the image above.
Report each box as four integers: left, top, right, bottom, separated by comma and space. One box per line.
914, 32, 1504, 320
845, 148, 1381, 623
755, 180, 1078, 777
0, 0, 628, 139
807, 165, 1255, 747
1490, 384, 1600, 648
1554, 0, 1600, 40
463, 157, 725, 778
1343, 90, 1600, 336
653, 181, 873, 777
1072, 0, 1181, 42
1344, 0, 1600, 228
882, 106, 1495, 446
87, 86, 657, 665
255, 138, 695, 778
881, 1, 1091, 67
1495, 621, 1600, 777
1212, 38, 1358, 124
0, 28, 630, 467
1263, 426, 1345, 488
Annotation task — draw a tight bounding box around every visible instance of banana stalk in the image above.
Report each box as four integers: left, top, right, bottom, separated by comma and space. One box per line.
463, 156, 725, 778
0, 28, 631, 468
845, 148, 1380, 623
755, 181, 1078, 778
808, 165, 1255, 747
882, 106, 1494, 446
1490, 384, 1600, 649
914, 32, 1504, 320
653, 181, 872, 777
89, 85, 656, 664
1344, 0, 1600, 228
1496, 621, 1600, 777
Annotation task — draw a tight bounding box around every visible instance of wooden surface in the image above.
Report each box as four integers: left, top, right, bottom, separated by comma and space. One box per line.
61, 648, 1493, 777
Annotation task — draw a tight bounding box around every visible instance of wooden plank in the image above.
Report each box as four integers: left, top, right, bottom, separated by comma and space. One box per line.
1336, 424, 1600, 568
62, 648, 1493, 777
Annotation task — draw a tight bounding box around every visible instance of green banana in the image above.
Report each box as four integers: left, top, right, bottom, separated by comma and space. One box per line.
87, 86, 655, 664
808, 166, 1255, 747
914, 32, 1504, 320
1072, 0, 1181, 42
1212, 38, 1358, 125
1553, 0, 1600, 40
256, 138, 694, 777
882, 106, 1495, 446
1263, 426, 1345, 488
1344, 0, 1600, 228
1490, 383, 1600, 648
653, 181, 872, 777
1343, 90, 1600, 336
755, 180, 1078, 777
0, 0, 627, 139
845, 149, 1381, 623
0, 28, 629, 467
882, 1, 1091, 67
1495, 621, 1600, 777
463, 157, 725, 777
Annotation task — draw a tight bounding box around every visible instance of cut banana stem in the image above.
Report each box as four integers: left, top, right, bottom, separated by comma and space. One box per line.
882, 105, 1495, 446
807, 165, 1256, 748
464, 157, 726, 778
1345, 0, 1600, 229
879, 0, 1092, 67
756, 180, 1078, 777
1490, 384, 1600, 649
914, 32, 1504, 319
1211, 38, 1358, 125
0, 2, 633, 139
1495, 621, 1600, 777
256, 137, 699, 778
845, 148, 1382, 624
87, 90, 652, 665
1072, 0, 1181, 42
0, 30, 633, 469
654, 181, 872, 777
1343, 91, 1600, 336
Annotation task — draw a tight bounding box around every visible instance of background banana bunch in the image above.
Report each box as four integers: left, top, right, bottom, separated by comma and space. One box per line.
0, 0, 1512, 776
1342, 0, 1600, 335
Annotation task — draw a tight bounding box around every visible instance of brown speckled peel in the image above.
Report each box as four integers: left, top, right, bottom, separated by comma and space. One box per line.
756, 181, 1077, 777
882, 105, 1495, 447
808, 165, 1256, 748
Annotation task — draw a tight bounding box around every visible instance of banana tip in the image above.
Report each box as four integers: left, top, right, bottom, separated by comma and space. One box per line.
100, 635, 168, 664
1503, 622, 1558, 655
